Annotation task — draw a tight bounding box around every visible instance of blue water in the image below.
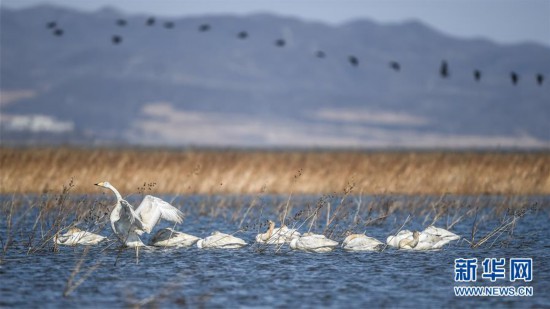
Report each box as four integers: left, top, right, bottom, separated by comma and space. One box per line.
1, 195, 549, 308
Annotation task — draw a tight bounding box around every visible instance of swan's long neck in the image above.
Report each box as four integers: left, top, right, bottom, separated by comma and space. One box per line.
410, 232, 420, 248
106, 183, 123, 201
264, 221, 275, 241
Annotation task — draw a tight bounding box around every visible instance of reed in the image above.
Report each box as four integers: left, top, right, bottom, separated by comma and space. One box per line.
1, 147, 549, 195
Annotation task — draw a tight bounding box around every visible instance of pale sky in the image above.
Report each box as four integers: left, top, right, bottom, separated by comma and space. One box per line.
2, 0, 550, 47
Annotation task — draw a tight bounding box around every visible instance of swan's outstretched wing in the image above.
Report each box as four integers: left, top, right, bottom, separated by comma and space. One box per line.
135, 195, 183, 233
113, 200, 146, 239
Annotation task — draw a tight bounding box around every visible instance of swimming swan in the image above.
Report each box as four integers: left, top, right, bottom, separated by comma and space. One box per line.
55, 227, 106, 246
386, 230, 414, 248
342, 234, 383, 251
415, 226, 461, 250
197, 231, 247, 249
389, 226, 461, 250
95, 181, 183, 247
398, 231, 421, 249
149, 228, 200, 247
289, 233, 339, 253
255, 220, 301, 244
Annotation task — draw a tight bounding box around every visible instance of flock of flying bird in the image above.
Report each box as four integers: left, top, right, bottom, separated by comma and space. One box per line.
55, 183, 461, 253
44, 16, 546, 86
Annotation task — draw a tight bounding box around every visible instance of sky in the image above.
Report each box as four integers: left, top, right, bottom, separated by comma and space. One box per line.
2, 0, 549, 47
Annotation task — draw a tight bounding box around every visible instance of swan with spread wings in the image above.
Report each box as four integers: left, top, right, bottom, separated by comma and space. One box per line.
95, 181, 183, 247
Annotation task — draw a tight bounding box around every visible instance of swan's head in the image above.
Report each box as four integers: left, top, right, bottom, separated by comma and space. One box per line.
67, 227, 83, 234
289, 238, 298, 249
94, 181, 112, 188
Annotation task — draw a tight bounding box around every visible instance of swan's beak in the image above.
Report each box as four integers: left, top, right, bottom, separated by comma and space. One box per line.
95, 182, 104, 187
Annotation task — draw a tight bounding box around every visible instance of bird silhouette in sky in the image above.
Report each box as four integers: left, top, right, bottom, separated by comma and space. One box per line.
440, 60, 449, 78
510, 72, 519, 85
474, 70, 481, 82
348, 55, 359, 67
536, 74, 544, 86
389, 61, 400, 71
112, 35, 122, 44
237, 31, 248, 39
199, 24, 210, 32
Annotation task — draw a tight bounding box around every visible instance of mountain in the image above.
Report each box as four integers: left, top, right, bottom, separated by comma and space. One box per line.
1, 5, 549, 148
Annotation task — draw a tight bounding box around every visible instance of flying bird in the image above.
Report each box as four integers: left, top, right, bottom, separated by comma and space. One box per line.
46, 21, 57, 29
146, 17, 155, 26
275, 39, 286, 47
237, 31, 248, 39
53, 29, 64, 36
536, 74, 544, 86
95, 181, 183, 247
112, 35, 122, 44
315, 50, 326, 58
389, 61, 400, 71
199, 24, 210, 32
164, 21, 174, 29
116, 19, 126, 26
474, 70, 482, 82
348, 55, 359, 67
510, 72, 519, 85
440, 60, 449, 78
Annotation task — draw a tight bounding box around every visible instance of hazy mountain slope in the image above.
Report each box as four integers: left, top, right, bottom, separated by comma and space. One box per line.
1, 5, 549, 147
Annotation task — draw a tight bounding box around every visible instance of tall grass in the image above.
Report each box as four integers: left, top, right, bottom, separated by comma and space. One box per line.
1, 147, 549, 195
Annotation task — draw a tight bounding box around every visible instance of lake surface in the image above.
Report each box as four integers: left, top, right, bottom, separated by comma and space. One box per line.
1, 195, 549, 308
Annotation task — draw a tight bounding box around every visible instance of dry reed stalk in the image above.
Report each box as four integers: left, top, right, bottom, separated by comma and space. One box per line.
1, 147, 549, 195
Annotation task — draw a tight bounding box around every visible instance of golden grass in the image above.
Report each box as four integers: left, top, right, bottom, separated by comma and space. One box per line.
1, 147, 549, 195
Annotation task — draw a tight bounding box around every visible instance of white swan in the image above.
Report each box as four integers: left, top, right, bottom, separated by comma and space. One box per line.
255, 220, 301, 244
277, 225, 301, 242
197, 231, 247, 249
342, 233, 383, 251
289, 233, 339, 253
422, 226, 460, 241
149, 228, 200, 247
389, 226, 461, 250
95, 181, 183, 247
415, 225, 461, 250
397, 231, 421, 249
386, 230, 414, 248
55, 227, 106, 246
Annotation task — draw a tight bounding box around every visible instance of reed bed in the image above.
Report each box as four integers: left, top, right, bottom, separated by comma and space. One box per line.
1, 147, 549, 195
